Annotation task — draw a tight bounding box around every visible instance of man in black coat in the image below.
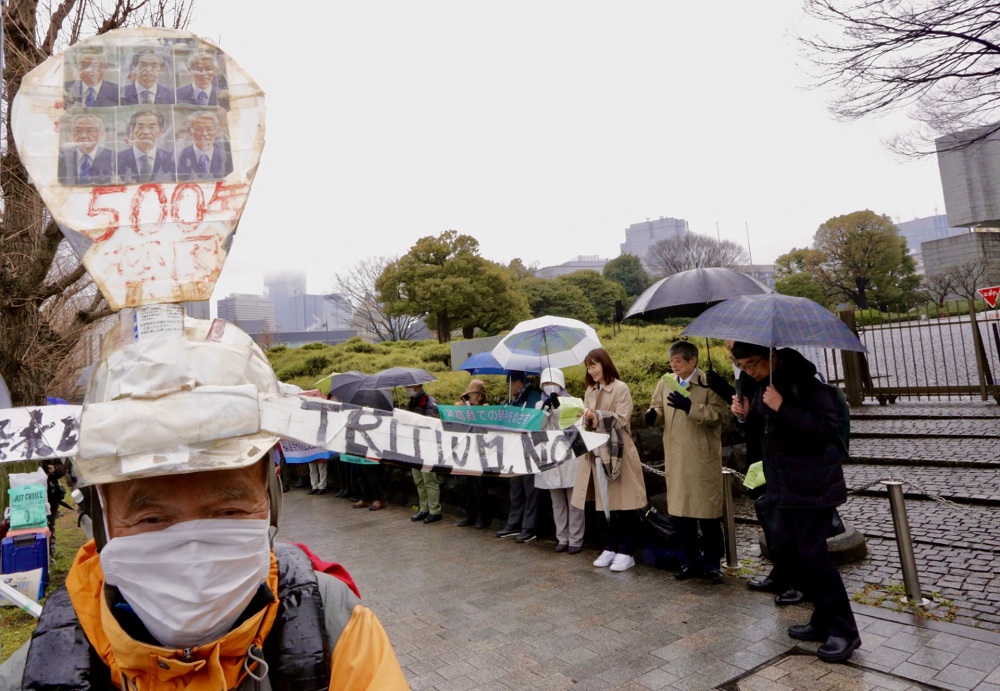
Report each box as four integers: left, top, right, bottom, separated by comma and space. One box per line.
731, 343, 860, 663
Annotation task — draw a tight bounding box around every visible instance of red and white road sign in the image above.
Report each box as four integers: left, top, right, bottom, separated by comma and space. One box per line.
978, 286, 1000, 308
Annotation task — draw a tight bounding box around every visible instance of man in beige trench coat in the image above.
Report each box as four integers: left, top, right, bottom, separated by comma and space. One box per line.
647, 340, 729, 584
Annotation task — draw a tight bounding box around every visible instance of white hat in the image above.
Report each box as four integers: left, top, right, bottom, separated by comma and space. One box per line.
75, 309, 280, 486
539, 367, 565, 390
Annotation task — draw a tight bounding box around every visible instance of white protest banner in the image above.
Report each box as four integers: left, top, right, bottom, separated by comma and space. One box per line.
0, 405, 81, 463
260, 394, 607, 477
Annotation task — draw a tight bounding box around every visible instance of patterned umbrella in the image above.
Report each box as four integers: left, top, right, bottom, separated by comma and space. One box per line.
492, 316, 602, 370
680, 293, 866, 352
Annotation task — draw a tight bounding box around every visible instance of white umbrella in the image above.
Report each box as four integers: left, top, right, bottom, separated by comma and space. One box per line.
491, 316, 602, 371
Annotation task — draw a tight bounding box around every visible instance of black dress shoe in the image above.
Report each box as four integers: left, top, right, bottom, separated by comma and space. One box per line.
567, 545, 582, 554
788, 624, 827, 642
307, 489, 319, 495
423, 513, 443, 524
747, 576, 781, 593
334, 489, 349, 498
555, 543, 568, 553
456, 517, 475, 527
775, 589, 806, 606
411, 511, 430, 522
703, 570, 724, 585
817, 635, 861, 662
674, 566, 701, 581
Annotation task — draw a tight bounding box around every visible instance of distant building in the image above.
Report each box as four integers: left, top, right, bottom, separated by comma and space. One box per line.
733, 264, 776, 290
217, 293, 277, 332
325, 293, 355, 330
620, 216, 689, 267
181, 300, 210, 320
896, 215, 967, 257
264, 269, 307, 331
921, 231, 1000, 286
534, 255, 609, 279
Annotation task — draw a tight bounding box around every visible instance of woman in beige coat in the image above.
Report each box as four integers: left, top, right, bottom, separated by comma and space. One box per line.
573, 348, 648, 572
646, 340, 729, 583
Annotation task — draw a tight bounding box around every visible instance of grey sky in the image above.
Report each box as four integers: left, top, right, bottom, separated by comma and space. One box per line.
188, 2, 946, 302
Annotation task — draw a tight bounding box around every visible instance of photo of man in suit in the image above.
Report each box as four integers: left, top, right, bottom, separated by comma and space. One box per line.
117, 109, 176, 184
58, 112, 115, 185
176, 50, 229, 109
64, 47, 119, 107
176, 110, 233, 181
119, 49, 175, 106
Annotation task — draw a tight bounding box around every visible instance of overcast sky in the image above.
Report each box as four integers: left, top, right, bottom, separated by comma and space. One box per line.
187, 2, 946, 306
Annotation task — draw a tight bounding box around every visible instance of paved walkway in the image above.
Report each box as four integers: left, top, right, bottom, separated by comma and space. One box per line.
281, 490, 1000, 690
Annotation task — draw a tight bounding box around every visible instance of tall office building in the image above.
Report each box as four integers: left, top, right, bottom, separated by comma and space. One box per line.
325, 293, 354, 330
620, 216, 689, 266
216, 293, 277, 332
264, 269, 307, 331
896, 214, 967, 255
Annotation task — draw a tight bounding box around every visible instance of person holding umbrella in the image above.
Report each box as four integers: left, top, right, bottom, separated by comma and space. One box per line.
573, 348, 648, 572
730, 342, 861, 663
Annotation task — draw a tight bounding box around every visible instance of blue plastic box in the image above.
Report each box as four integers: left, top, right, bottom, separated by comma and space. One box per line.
1, 531, 50, 589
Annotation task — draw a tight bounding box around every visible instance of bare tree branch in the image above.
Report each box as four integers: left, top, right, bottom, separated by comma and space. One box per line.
646, 232, 749, 277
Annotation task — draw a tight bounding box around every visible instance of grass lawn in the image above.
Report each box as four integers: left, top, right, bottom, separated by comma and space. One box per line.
1, 501, 87, 663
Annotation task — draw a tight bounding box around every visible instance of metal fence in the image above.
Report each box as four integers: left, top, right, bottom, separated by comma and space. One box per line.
837, 303, 1000, 404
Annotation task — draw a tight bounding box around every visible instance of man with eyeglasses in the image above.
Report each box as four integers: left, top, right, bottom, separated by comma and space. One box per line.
730, 342, 860, 663
120, 49, 175, 106
176, 110, 234, 181
177, 50, 229, 108
64, 47, 119, 108
58, 112, 115, 185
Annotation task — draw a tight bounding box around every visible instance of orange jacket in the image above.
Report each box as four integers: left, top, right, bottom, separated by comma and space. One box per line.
64, 540, 408, 690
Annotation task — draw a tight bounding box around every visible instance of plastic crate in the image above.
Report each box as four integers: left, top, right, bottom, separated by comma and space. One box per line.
1, 531, 50, 589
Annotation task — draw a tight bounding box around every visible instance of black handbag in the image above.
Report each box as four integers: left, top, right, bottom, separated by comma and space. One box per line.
638, 505, 681, 569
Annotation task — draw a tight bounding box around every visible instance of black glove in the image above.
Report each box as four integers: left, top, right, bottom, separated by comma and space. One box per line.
543, 392, 560, 410
644, 408, 657, 426
705, 370, 735, 401
667, 391, 691, 414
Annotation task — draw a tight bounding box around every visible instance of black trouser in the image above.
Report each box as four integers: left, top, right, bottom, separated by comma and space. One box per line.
604, 509, 641, 556
780, 506, 859, 639
755, 493, 794, 589
505, 475, 539, 532
352, 463, 385, 502
671, 515, 723, 572
462, 476, 492, 521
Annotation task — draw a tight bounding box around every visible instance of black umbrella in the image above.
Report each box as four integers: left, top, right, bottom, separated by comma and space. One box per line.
625, 267, 771, 321
357, 367, 437, 390
624, 267, 771, 369
326, 371, 370, 402
348, 387, 393, 411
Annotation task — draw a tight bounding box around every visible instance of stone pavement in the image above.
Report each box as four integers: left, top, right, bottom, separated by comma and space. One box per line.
280, 490, 1000, 690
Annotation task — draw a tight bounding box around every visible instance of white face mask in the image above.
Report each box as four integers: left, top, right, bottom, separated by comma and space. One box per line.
100, 518, 271, 649
542, 384, 560, 395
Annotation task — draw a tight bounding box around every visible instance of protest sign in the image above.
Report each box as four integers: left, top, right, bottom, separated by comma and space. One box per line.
438, 405, 544, 431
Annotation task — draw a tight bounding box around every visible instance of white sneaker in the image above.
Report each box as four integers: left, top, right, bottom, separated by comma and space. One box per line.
610, 554, 636, 572
593, 550, 617, 567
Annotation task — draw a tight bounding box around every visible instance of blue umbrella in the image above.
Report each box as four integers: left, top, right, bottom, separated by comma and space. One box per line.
457, 351, 539, 376
680, 293, 866, 352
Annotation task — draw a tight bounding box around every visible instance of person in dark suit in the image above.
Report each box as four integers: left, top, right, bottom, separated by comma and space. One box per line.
119, 49, 175, 106
64, 47, 119, 107
176, 110, 233, 181
116, 109, 176, 184
57, 112, 115, 185
731, 344, 860, 663
176, 50, 229, 108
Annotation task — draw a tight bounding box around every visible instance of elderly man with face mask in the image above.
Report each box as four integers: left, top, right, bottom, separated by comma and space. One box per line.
0, 316, 408, 690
